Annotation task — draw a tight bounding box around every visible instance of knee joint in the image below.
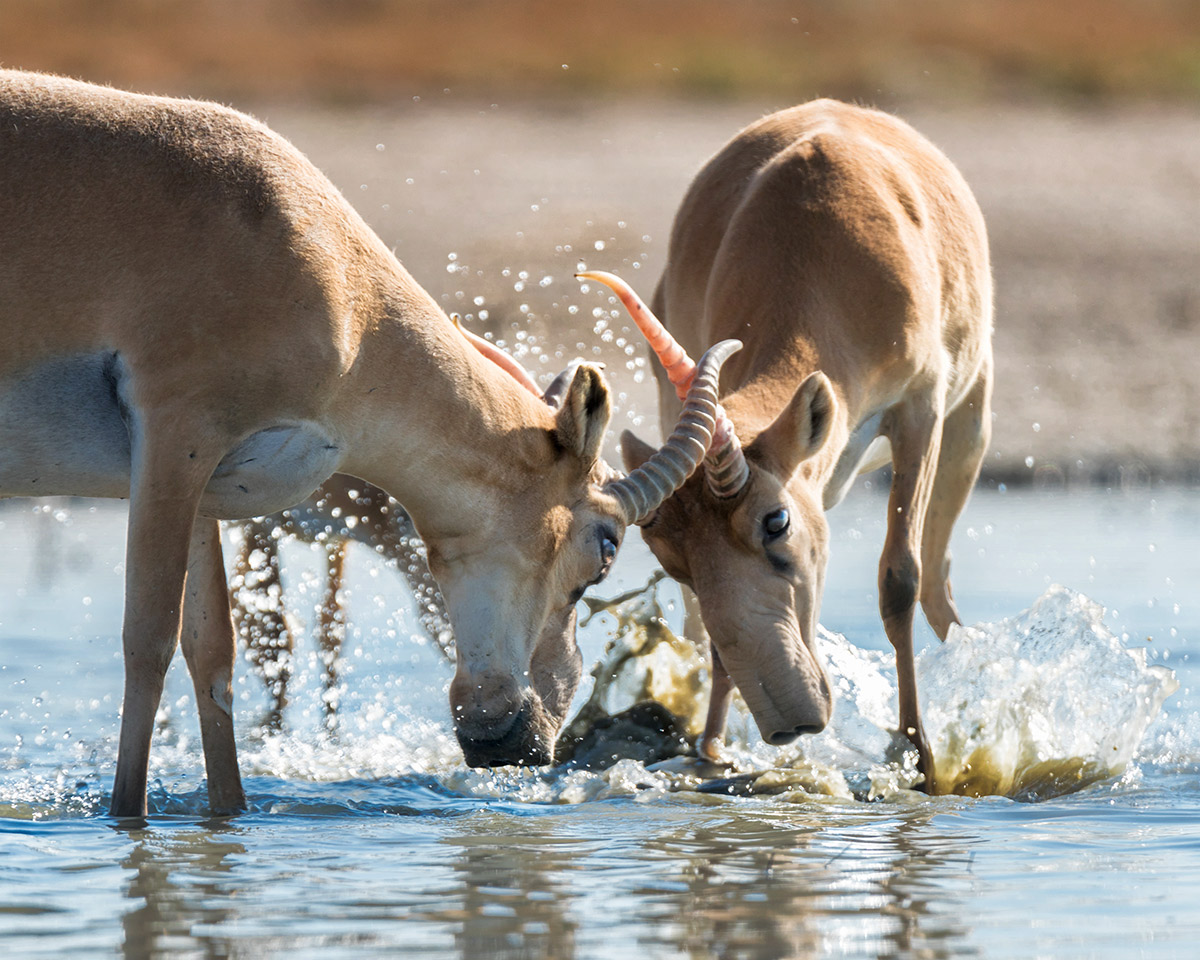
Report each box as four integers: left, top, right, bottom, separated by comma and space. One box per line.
880, 558, 919, 621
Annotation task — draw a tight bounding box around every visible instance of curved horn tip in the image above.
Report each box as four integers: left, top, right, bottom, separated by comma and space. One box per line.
695, 338, 744, 372
575, 270, 630, 293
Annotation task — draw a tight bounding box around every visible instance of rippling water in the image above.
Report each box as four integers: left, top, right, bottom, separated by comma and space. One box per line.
2, 488, 1198, 958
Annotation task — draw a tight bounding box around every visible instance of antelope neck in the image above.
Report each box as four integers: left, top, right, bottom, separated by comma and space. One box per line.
332, 278, 558, 542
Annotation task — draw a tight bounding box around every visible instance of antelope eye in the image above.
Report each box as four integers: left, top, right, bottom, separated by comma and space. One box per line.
763, 508, 790, 539
600, 534, 618, 568
588, 528, 620, 589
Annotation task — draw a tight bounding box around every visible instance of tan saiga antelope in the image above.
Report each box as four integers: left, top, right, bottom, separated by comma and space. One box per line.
232, 473, 454, 732
0, 70, 740, 817
233, 320, 549, 730
580, 100, 992, 793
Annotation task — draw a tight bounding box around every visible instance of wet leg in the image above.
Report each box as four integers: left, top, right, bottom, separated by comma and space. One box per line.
232, 520, 293, 731
698, 643, 734, 761
318, 539, 347, 730
879, 391, 944, 794
920, 364, 992, 640
111, 426, 221, 818
181, 518, 246, 814
678, 586, 733, 760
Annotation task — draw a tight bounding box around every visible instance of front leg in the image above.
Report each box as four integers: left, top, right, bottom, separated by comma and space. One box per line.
181, 518, 246, 815
111, 424, 223, 818
698, 643, 734, 762
879, 392, 944, 795
678, 586, 733, 761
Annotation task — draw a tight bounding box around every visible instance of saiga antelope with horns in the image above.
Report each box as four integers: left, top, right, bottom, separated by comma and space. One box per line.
0, 70, 739, 817
581, 99, 992, 793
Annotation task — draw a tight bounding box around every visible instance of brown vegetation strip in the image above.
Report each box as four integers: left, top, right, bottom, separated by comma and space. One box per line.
2, 0, 1198, 102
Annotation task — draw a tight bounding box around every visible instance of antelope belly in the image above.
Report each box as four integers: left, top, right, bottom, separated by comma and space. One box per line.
0, 352, 341, 517
0, 352, 133, 498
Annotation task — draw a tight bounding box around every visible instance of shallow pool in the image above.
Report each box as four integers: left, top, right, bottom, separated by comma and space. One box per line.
2, 486, 1198, 958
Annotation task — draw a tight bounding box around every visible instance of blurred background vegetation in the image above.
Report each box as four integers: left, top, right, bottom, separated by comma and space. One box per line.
2, 0, 1198, 104
3, 1, 1199, 476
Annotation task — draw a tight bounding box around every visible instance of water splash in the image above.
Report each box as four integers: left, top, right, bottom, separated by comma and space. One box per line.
918, 585, 1177, 800
559, 582, 1177, 803
1, 570, 1178, 818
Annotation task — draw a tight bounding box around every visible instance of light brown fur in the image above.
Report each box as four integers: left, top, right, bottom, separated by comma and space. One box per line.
622, 101, 993, 792
0, 71, 638, 816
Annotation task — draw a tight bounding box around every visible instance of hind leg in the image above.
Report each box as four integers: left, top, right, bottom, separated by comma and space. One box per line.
181, 518, 246, 815
920, 361, 992, 640
232, 520, 294, 731
317, 540, 348, 730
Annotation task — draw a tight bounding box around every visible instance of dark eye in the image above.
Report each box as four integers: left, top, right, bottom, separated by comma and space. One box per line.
594, 532, 619, 584
763, 508, 790, 540
600, 534, 618, 569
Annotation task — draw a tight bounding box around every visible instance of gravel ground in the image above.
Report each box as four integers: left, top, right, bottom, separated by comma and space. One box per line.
246, 96, 1200, 485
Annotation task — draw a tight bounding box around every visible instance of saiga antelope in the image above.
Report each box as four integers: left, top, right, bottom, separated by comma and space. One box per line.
232, 473, 452, 731
0, 71, 740, 816
582, 100, 992, 792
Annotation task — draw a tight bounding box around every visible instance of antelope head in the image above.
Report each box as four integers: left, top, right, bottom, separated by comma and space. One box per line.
436, 314, 742, 767
580, 272, 836, 747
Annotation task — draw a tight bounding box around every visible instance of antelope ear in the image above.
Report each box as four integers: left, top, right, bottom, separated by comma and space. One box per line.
750, 371, 836, 476
620, 430, 656, 472
554, 363, 611, 464
541, 360, 584, 410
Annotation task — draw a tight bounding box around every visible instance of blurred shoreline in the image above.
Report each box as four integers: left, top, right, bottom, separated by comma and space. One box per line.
243, 96, 1200, 487
3, 2, 1198, 486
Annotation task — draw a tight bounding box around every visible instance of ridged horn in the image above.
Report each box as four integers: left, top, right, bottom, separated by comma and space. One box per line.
576, 271, 750, 498
603, 339, 743, 525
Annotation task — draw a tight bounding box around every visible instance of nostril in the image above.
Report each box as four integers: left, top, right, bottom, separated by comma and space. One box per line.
767, 722, 825, 745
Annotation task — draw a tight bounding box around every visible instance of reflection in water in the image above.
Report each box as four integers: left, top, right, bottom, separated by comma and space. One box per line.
628, 809, 978, 960
116, 821, 247, 960
443, 826, 579, 960
4, 491, 1197, 960
407, 803, 981, 960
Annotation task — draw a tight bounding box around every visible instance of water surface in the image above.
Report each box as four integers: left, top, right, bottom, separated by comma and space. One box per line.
2, 487, 1198, 958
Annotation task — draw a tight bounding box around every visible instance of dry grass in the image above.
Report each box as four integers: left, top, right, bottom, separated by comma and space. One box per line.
1, 0, 1197, 102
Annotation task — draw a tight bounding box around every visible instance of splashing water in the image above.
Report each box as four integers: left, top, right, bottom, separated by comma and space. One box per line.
918, 585, 1177, 800
241, 579, 1175, 809
0, 492, 1179, 818
546, 582, 1177, 804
